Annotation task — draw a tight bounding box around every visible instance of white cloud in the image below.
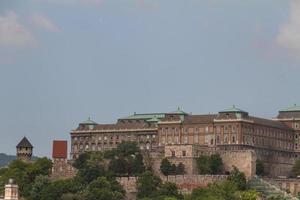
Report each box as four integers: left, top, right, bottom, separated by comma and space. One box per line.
0, 11, 36, 47
32, 14, 60, 32
276, 0, 300, 56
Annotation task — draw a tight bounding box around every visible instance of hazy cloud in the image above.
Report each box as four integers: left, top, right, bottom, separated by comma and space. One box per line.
32, 14, 60, 32
276, 0, 300, 57
0, 11, 36, 47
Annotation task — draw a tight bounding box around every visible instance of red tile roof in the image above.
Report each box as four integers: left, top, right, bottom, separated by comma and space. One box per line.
52, 141, 67, 159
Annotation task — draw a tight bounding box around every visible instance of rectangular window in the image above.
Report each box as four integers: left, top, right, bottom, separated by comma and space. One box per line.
182, 151, 186, 157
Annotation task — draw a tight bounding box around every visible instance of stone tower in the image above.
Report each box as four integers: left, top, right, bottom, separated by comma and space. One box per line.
16, 137, 33, 162
4, 179, 18, 200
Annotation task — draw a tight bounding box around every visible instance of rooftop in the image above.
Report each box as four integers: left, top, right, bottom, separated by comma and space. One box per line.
16, 137, 33, 148
280, 104, 300, 112
219, 105, 248, 113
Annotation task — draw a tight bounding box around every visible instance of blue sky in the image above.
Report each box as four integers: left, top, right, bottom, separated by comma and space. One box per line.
0, 0, 299, 157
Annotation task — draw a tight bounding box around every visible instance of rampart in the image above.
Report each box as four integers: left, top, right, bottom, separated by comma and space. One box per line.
116, 175, 228, 195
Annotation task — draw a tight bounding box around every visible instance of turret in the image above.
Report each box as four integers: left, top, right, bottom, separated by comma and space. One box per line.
16, 137, 33, 162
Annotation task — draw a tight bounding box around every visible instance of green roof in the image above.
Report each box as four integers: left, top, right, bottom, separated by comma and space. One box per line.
219, 105, 247, 113
120, 113, 165, 120
280, 104, 300, 112
170, 107, 188, 115
147, 117, 160, 122
80, 118, 97, 125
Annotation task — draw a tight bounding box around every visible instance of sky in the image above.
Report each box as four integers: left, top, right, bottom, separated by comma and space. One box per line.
0, 0, 300, 157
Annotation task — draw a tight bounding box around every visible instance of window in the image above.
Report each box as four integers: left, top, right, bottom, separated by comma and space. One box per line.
171, 150, 175, 157
232, 136, 236, 143
98, 136, 102, 141
104, 136, 107, 140
182, 151, 186, 157
205, 127, 209, 133
184, 136, 188, 144
295, 123, 299, 129
74, 137, 78, 141
85, 144, 89, 150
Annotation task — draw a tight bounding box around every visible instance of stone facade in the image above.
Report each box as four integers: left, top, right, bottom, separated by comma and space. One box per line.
116, 175, 228, 196
264, 178, 300, 197
0, 179, 19, 200
67, 105, 300, 178
51, 159, 77, 179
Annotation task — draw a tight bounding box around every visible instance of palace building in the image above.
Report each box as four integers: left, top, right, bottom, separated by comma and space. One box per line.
69, 105, 300, 177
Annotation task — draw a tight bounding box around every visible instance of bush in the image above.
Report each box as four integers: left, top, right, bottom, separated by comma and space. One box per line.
196, 154, 223, 175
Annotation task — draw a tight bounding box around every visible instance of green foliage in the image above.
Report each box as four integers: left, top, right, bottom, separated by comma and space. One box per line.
292, 159, 300, 177
196, 154, 223, 175
176, 163, 185, 175
81, 177, 125, 200
0, 157, 52, 198
0, 153, 16, 167
137, 171, 183, 200
39, 178, 81, 200
256, 159, 265, 176
267, 195, 288, 200
227, 166, 247, 191
157, 182, 183, 200
239, 190, 259, 200
73, 151, 106, 183
188, 180, 238, 200
160, 158, 172, 176
137, 171, 162, 199
107, 142, 145, 176
30, 175, 50, 200
160, 158, 185, 176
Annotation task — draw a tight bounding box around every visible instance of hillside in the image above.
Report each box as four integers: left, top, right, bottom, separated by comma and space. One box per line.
0, 153, 16, 167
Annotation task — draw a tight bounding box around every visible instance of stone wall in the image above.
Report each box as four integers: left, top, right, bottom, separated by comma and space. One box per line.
51, 159, 77, 179
116, 175, 228, 197
264, 178, 300, 197
219, 150, 256, 178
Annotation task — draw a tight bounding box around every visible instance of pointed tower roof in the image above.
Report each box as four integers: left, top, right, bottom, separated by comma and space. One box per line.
16, 137, 33, 148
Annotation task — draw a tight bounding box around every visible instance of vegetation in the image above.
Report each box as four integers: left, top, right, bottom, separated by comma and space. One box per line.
196, 154, 223, 175
185, 168, 258, 200
0, 153, 17, 167
136, 171, 183, 200
0, 157, 52, 198
105, 141, 145, 176
160, 158, 185, 176
292, 159, 300, 177
256, 159, 265, 176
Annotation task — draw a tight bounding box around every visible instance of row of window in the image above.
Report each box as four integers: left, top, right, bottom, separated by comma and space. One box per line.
73, 134, 155, 142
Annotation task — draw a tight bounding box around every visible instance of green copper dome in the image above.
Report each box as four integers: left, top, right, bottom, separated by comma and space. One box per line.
280, 104, 300, 112
80, 117, 97, 125
219, 105, 247, 113
170, 107, 188, 115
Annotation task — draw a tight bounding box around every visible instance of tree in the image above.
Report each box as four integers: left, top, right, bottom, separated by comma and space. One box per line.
157, 182, 183, 200
73, 152, 106, 183
292, 159, 300, 177
107, 142, 145, 176
227, 166, 247, 191
239, 190, 259, 200
196, 154, 223, 175
81, 177, 125, 200
196, 155, 211, 174
176, 163, 185, 175
30, 175, 50, 200
256, 159, 265, 176
160, 158, 172, 176
39, 178, 81, 200
210, 154, 223, 174
137, 171, 162, 199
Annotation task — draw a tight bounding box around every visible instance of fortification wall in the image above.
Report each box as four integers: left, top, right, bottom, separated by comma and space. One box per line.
51, 159, 77, 179
116, 175, 228, 196
219, 150, 256, 178
264, 178, 300, 197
